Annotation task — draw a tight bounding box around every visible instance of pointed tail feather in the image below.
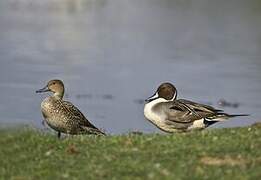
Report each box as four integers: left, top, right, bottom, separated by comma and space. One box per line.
225, 114, 250, 118
204, 113, 249, 127
81, 126, 106, 136
205, 113, 249, 122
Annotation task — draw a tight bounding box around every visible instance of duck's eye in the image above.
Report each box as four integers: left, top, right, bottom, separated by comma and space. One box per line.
53, 83, 56, 85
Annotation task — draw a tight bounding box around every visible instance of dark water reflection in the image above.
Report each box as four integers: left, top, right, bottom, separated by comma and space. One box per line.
0, 0, 261, 134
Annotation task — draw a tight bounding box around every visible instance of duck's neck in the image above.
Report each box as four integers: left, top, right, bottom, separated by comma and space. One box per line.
171, 90, 177, 101
53, 92, 64, 100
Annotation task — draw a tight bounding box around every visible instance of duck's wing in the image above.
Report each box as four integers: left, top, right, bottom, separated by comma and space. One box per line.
178, 99, 223, 113
176, 99, 246, 121
158, 100, 216, 124
161, 99, 247, 128
62, 100, 105, 135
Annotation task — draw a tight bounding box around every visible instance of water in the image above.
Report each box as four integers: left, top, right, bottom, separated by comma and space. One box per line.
0, 0, 261, 134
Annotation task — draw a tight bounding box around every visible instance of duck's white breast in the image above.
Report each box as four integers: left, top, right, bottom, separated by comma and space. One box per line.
144, 98, 167, 124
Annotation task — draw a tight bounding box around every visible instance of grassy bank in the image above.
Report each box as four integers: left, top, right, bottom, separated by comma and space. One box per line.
0, 125, 260, 180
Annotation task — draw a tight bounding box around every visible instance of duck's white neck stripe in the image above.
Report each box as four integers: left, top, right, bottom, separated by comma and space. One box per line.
150, 92, 159, 100
172, 93, 176, 101
169, 91, 177, 101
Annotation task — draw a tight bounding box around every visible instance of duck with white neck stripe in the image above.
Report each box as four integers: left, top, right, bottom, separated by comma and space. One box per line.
144, 82, 248, 133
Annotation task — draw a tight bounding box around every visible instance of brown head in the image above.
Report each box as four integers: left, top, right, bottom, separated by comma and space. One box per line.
36, 79, 65, 99
145, 82, 177, 102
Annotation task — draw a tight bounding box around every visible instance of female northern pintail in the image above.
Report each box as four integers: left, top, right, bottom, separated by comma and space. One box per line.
36, 79, 105, 138
144, 82, 248, 133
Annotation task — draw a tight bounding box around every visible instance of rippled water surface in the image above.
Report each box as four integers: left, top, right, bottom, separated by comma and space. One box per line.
0, 0, 261, 134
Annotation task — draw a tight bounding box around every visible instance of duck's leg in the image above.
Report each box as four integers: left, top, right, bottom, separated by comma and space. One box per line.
57, 131, 61, 139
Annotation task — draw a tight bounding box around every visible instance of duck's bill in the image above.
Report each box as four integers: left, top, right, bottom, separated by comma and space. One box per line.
145, 92, 159, 102
36, 86, 49, 93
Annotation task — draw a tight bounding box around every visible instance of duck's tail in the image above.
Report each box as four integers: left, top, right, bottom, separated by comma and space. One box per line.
81, 126, 106, 136
225, 114, 250, 118
203, 113, 249, 126
206, 113, 249, 121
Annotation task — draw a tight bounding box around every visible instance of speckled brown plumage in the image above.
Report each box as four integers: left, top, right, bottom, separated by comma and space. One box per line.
37, 79, 105, 137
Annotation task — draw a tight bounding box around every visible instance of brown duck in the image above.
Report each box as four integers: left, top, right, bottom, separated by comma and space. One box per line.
36, 79, 105, 138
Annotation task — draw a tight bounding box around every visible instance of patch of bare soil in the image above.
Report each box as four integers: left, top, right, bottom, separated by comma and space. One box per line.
200, 156, 248, 167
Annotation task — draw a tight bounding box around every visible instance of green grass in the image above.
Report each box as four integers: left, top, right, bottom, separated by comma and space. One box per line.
0, 125, 261, 180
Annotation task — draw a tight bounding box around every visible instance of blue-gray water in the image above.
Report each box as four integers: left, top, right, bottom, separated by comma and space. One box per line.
0, 0, 261, 134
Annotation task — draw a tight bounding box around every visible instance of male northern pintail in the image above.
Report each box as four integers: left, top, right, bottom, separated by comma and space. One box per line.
144, 82, 248, 133
36, 79, 105, 138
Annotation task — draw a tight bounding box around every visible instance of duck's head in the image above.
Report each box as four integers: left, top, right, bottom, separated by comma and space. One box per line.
145, 82, 177, 103
36, 79, 65, 99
